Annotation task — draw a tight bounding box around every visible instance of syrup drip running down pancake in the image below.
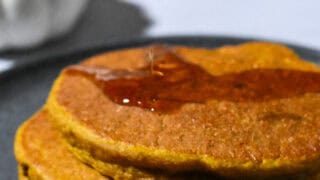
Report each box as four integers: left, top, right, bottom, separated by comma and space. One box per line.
65, 45, 320, 113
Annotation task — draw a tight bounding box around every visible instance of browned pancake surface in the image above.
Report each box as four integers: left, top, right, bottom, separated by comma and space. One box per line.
51, 42, 320, 171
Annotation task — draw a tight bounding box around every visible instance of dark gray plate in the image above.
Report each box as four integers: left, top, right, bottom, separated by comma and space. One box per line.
1, 36, 320, 179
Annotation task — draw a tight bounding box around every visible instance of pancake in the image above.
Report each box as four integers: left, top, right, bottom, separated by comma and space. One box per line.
14, 110, 225, 179
14, 110, 108, 179
46, 42, 320, 177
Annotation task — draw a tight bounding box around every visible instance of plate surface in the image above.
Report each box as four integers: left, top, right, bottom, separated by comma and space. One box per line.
1, 36, 320, 179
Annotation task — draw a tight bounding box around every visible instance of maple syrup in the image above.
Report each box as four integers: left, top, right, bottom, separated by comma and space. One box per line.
65, 45, 320, 112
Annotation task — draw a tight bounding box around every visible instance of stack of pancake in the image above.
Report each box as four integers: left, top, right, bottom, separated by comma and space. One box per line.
14, 42, 320, 179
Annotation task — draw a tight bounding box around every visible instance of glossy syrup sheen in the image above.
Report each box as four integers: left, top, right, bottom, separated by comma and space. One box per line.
65, 45, 320, 112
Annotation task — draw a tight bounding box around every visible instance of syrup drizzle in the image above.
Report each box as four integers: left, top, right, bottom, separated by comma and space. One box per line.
65, 45, 320, 113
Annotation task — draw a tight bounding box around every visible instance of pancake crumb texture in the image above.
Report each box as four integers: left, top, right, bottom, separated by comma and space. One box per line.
46, 42, 320, 177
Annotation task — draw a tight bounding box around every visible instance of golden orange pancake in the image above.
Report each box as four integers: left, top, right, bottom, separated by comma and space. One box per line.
46, 42, 320, 177
14, 110, 223, 179
14, 110, 108, 180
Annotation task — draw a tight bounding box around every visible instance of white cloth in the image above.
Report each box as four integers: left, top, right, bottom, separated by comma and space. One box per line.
0, 0, 88, 50
0, 58, 13, 73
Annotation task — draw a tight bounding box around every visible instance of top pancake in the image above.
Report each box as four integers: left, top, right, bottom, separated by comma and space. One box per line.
46, 42, 320, 175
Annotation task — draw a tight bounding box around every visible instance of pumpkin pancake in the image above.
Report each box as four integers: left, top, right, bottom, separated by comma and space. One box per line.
14, 110, 108, 180
14, 110, 225, 179
46, 42, 320, 177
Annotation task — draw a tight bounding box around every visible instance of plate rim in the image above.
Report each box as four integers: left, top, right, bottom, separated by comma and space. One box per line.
2, 35, 320, 80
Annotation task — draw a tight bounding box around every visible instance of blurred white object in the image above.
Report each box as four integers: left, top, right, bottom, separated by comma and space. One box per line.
0, 0, 88, 50
0, 58, 14, 73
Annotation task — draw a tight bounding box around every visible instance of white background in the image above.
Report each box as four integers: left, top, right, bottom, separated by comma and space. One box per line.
131, 0, 320, 49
